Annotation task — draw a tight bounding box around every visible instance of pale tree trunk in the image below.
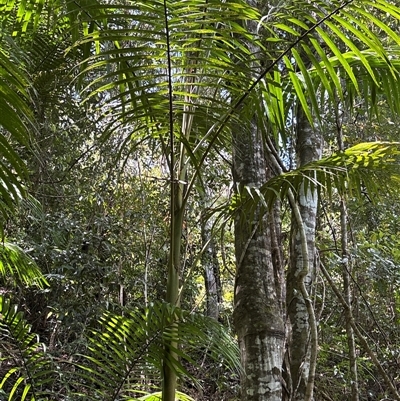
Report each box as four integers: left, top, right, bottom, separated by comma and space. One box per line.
232, 2, 286, 399
286, 110, 322, 400
232, 119, 285, 401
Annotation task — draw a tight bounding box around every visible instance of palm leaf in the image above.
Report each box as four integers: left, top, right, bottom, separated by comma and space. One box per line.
137, 391, 196, 400
232, 142, 400, 213
74, 302, 240, 400
0, 241, 48, 288
0, 48, 32, 228
256, 0, 400, 125
5, 0, 400, 133
0, 296, 55, 400
67, 0, 259, 142
5, 0, 400, 187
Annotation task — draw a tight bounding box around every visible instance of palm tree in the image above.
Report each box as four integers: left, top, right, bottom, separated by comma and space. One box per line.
1, 0, 257, 399
2, 0, 400, 400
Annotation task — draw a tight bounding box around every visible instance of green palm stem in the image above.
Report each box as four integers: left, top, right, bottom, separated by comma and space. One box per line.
163, 146, 189, 401
162, 13, 195, 400
163, 197, 183, 401
162, 0, 179, 397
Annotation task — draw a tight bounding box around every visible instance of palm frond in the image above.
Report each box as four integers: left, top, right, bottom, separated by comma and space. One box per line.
0, 48, 32, 229
232, 142, 400, 212
68, 0, 259, 141
0, 296, 55, 400
5, 0, 400, 128
137, 391, 196, 400
257, 0, 400, 134
74, 302, 240, 400
0, 241, 48, 288
5, 0, 400, 177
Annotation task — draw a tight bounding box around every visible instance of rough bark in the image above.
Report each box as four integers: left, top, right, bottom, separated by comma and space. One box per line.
231, 1, 286, 398
286, 110, 322, 400
233, 120, 285, 401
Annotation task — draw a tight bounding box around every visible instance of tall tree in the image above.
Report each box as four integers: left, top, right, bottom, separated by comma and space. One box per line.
286, 110, 322, 400
231, 2, 286, 398
232, 115, 286, 401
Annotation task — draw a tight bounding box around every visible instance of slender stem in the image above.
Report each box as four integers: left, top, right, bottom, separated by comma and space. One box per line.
341, 200, 359, 401
162, 1, 180, 400
336, 103, 359, 401
163, 0, 174, 243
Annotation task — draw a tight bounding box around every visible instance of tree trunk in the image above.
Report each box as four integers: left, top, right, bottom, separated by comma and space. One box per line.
286, 110, 322, 400
201, 199, 221, 320
232, 119, 285, 401
162, 182, 184, 401
231, 1, 286, 398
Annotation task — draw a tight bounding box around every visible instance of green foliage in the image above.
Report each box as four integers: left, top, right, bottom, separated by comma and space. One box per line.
0, 48, 32, 231
75, 302, 240, 400
259, 0, 400, 136
137, 391, 196, 400
2, 0, 400, 399
0, 298, 240, 400
0, 241, 48, 288
231, 141, 400, 214
0, 296, 55, 400
316, 154, 400, 400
